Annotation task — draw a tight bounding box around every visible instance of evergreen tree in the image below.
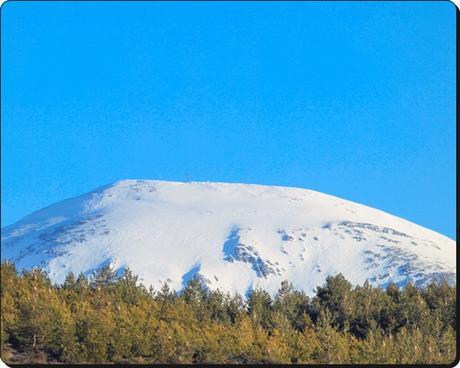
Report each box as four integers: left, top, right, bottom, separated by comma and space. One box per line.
315, 274, 353, 330
247, 287, 273, 330
273, 280, 309, 330
0, 261, 456, 365
92, 264, 117, 289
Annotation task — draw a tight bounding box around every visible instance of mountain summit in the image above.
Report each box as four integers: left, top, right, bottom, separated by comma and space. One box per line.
1, 180, 455, 295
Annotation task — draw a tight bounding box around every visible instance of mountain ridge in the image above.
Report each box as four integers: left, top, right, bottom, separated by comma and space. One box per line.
1, 179, 455, 296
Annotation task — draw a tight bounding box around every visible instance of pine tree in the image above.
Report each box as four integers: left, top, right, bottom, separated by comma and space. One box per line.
273, 280, 309, 330
315, 273, 353, 330
92, 264, 117, 289
247, 287, 273, 330
0, 261, 456, 364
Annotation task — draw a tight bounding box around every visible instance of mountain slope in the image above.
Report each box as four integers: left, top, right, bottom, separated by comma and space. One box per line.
1, 180, 455, 295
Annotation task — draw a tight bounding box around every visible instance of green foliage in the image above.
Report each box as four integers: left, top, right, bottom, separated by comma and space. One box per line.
0, 262, 456, 364
247, 287, 273, 329
315, 273, 353, 330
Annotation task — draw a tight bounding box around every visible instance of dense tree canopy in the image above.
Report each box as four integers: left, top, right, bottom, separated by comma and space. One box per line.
0, 261, 456, 364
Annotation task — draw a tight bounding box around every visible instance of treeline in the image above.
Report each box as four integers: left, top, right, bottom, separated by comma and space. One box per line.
0, 261, 456, 364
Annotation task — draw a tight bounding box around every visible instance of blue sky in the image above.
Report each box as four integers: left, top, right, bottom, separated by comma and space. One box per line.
1, 1, 456, 239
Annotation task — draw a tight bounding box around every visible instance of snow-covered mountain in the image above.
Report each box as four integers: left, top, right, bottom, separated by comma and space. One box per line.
1, 180, 456, 296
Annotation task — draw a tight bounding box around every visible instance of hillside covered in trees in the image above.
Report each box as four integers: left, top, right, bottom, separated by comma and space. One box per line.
0, 261, 456, 364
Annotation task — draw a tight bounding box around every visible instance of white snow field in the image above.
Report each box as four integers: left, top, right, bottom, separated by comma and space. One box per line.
1, 180, 456, 296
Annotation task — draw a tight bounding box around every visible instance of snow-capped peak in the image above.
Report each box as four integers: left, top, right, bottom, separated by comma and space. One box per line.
1, 179, 455, 296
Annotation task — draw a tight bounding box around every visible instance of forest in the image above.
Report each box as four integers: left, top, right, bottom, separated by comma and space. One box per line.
0, 261, 456, 364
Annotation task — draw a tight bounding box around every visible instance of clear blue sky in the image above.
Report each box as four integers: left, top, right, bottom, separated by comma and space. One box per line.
1, 1, 456, 239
